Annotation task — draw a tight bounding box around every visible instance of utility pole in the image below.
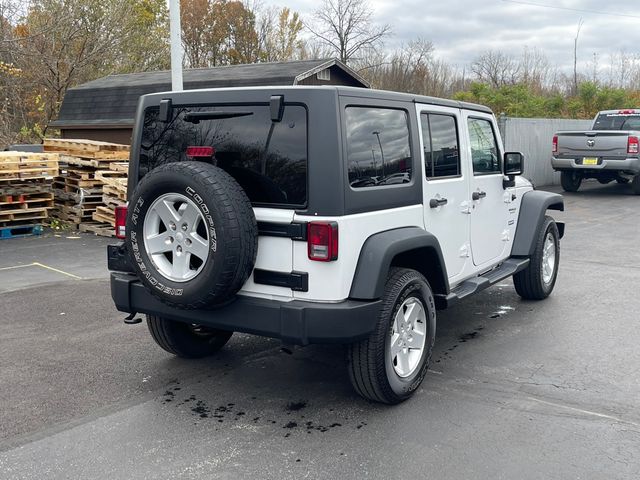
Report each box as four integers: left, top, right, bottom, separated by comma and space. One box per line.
573, 18, 583, 96
169, 0, 184, 91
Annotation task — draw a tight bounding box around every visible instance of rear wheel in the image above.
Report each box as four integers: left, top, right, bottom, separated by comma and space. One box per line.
560, 171, 582, 192
513, 216, 560, 300
347, 268, 436, 404
632, 175, 640, 195
147, 315, 232, 358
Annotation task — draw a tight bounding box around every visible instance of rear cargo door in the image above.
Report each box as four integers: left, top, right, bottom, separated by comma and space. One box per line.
137, 100, 309, 299
240, 207, 295, 298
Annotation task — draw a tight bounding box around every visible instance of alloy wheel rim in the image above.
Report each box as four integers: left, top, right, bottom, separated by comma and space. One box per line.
143, 193, 210, 283
541, 232, 556, 284
389, 297, 427, 378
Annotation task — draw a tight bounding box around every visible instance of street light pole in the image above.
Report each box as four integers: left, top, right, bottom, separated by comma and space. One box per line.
372, 131, 385, 177
169, 0, 184, 91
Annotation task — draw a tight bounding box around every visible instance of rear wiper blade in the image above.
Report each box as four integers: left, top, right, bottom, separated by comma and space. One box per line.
183, 111, 253, 123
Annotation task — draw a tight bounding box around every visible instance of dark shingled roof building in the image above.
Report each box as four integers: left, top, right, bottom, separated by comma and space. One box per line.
50, 58, 369, 144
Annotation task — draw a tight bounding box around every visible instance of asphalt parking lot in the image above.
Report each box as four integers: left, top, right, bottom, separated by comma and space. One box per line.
0, 181, 638, 479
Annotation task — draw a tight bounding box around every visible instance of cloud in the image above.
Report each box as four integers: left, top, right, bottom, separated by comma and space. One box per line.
266, 0, 640, 73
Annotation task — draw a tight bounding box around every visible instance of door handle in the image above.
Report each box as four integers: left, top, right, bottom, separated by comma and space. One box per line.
472, 191, 487, 201
429, 197, 448, 208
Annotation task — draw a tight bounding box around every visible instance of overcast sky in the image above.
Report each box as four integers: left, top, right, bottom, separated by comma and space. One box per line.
266, 0, 640, 72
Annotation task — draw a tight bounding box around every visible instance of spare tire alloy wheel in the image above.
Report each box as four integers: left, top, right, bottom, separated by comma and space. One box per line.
127, 161, 258, 309
144, 193, 210, 282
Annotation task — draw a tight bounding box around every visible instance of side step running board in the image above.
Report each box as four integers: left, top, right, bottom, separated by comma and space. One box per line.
434, 257, 530, 309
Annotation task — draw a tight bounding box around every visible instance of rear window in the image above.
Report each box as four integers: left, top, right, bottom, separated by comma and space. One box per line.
593, 113, 640, 131
139, 104, 307, 207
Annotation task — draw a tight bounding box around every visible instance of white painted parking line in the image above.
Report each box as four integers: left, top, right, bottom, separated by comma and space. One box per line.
0, 262, 82, 280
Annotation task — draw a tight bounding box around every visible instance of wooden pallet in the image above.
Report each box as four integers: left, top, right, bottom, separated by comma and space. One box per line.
79, 222, 114, 237
95, 170, 127, 186
0, 182, 53, 196
59, 154, 130, 168
0, 152, 59, 181
0, 193, 54, 213
0, 207, 48, 223
92, 205, 115, 226
44, 139, 129, 160
44, 138, 128, 152
103, 184, 127, 202
109, 162, 129, 173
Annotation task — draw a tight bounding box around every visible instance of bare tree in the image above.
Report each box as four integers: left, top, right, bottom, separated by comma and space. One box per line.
305, 0, 390, 65
471, 50, 521, 88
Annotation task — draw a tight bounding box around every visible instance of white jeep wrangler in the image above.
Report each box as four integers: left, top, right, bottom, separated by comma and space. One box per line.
109, 86, 564, 404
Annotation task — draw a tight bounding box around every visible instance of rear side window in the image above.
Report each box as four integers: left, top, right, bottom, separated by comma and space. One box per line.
345, 107, 412, 188
139, 104, 307, 207
593, 113, 640, 130
468, 117, 501, 175
420, 113, 460, 178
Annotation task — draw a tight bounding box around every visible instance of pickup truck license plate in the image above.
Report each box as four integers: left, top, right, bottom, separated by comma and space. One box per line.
583, 157, 599, 165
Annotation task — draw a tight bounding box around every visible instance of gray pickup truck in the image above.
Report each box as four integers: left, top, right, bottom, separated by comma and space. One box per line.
552, 109, 640, 194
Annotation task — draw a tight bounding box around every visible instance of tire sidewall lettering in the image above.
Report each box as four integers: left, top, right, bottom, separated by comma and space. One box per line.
185, 186, 217, 252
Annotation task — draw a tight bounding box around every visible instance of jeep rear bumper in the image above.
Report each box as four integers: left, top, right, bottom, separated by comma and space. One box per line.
551, 156, 640, 173
110, 273, 381, 346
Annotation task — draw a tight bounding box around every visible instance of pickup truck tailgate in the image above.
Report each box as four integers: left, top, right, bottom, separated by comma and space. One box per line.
557, 131, 631, 158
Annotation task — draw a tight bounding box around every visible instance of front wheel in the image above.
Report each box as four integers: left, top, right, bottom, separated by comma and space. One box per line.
513, 216, 560, 300
147, 315, 233, 358
560, 171, 582, 192
347, 268, 436, 404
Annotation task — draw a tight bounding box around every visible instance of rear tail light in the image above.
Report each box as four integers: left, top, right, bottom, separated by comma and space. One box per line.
552, 135, 558, 154
186, 146, 214, 158
115, 205, 128, 239
628, 136, 639, 154
307, 222, 338, 262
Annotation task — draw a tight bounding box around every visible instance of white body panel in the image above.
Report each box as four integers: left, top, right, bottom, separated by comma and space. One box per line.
293, 205, 424, 302
416, 104, 471, 284
238, 207, 294, 300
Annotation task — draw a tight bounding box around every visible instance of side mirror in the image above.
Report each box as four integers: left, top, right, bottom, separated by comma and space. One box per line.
503, 151, 524, 176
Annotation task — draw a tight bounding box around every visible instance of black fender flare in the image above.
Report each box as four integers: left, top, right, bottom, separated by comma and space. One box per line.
511, 190, 565, 257
349, 227, 449, 300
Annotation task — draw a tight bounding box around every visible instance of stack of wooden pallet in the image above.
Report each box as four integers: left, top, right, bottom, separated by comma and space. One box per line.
0, 152, 58, 238
45, 138, 129, 237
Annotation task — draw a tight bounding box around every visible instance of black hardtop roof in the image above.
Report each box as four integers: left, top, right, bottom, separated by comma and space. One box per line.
142, 85, 493, 115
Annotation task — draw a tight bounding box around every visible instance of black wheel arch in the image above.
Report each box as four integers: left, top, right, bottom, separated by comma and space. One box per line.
511, 190, 565, 257
349, 227, 449, 301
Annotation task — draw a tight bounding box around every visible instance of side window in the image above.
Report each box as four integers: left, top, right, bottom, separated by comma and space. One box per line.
420, 113, 460, 178
346, 107, 412, 188
468, 117, 501, 175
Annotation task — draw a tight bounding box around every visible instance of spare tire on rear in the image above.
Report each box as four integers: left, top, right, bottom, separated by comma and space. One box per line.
126, 161, 257, 309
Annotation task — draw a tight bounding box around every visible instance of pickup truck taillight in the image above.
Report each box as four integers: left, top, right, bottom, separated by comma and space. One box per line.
307, 222, 338, 262
552, 135, 558, 154
628, 136, 639, 154
115, 205, 128, 239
